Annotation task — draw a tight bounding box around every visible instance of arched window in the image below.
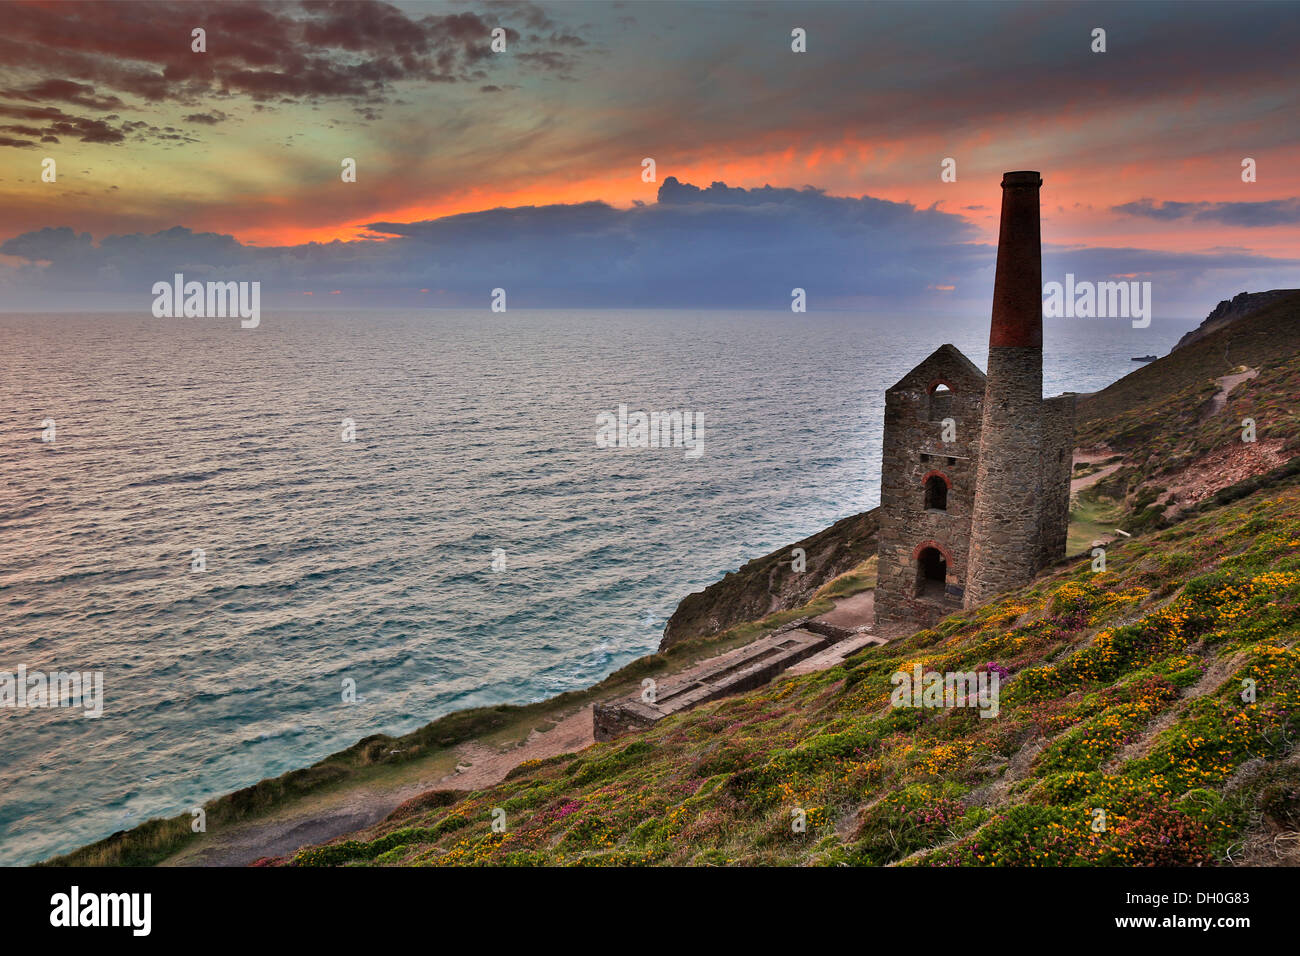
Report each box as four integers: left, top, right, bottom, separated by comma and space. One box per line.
915, 546, 947, 598
927, 381, 954, 421
924, 474, 948, 511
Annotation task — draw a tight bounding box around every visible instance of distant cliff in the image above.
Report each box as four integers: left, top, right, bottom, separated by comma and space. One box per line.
658, 508, 879, 650
1173, 289, 1299, 352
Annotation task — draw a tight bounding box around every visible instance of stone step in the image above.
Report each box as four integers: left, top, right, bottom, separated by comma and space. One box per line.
782, 633, 886, 676
593, 626, 833, 741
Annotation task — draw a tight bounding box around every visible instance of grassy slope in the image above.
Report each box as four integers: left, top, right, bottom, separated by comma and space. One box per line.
292, 481, 1300, 866
1076, 289, 1300, 431
1065, 490, 1123, 555
1073, 292, 1300, 533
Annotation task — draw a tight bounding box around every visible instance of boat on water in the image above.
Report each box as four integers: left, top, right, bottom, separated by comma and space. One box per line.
1131, 354, 1157, 362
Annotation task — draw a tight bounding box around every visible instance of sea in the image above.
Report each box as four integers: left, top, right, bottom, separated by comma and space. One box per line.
0, 308, 1191, 864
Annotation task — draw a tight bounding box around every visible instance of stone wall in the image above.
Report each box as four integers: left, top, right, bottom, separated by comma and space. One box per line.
593, 699, 660, 741
875, 345, 985, 631
594, 624, 834, 741
1038, 393, 1077, 564
964, 345, 1044, 607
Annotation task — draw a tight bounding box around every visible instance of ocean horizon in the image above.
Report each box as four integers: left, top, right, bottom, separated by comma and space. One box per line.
0, 308, 1192, 864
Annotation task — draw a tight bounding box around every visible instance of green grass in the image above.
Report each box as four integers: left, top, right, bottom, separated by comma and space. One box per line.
1067, 491, 1123, 556
288, 479, 1300, 867
816, 555, 877, 599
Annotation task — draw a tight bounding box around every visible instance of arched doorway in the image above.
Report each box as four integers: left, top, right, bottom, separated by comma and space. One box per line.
915, 546, 947, 598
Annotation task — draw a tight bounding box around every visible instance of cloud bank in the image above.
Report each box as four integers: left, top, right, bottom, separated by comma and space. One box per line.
1114, 198, 1300, 228
3, 178, 1297, 314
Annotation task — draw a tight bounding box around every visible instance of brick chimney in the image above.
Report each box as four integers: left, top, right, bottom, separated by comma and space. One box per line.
965, 171, 1046, 607
988, 171, 1044, 348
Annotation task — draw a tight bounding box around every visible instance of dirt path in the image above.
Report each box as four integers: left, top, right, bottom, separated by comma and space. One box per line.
813, 589, 874, 629
1071, 461, 1122, 496
1071, 446, 1125, 497
166, 706, 595, 867
426, 705, 594, 792
1204, 367, 1259, 419
1072, 445, 1118, 465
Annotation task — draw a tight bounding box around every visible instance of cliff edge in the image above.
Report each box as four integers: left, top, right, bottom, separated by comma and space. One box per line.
1172, 289, 1299, 352
658, 508, 879, 650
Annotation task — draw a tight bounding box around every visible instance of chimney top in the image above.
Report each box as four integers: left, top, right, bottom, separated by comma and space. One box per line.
988, 171, 1043, 348
1001, 171, 1042, 188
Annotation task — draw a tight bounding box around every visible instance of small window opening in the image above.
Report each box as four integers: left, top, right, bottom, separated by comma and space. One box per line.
928, 383, 954, 421
925, 475, 948, 512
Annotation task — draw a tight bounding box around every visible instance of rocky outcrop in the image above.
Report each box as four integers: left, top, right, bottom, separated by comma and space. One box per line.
1173, 290, 1299, 351
658, 508, 879, 650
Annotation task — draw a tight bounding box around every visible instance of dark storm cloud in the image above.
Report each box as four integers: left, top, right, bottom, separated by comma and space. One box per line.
1114, 198, 1300, 228
2, 79, 125, 111
0, 104, 126, 145
2, 179, 977, 305
360, 177, 986, 305
5, 179, 1296, 312
183, 111, 230, 125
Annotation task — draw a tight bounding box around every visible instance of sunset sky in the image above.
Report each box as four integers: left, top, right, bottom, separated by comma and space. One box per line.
1, 0, 1298, 313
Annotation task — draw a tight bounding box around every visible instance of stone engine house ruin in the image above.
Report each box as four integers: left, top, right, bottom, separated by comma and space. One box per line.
875, 172, 1075, 631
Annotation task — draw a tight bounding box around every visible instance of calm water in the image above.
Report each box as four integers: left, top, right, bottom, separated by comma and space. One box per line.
0, 309, 1190, 864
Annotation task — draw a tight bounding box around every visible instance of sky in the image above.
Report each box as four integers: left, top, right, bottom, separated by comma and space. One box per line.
0, 0, 1298, 314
